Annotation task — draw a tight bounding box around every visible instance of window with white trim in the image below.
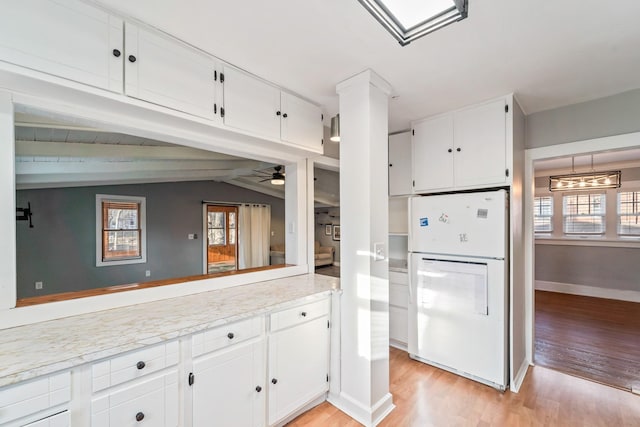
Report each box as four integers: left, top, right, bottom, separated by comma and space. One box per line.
96, 195, 147, 266
534, 196, 553, 233
562, 193, 606, 235
618, 191, 640, 236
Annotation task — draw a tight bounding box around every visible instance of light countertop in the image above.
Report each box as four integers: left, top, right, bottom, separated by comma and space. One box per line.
0, 274, 339, 388
389, 258, 408, 272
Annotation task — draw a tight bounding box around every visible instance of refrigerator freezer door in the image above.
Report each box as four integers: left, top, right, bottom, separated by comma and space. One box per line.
408, 254, 507, 388
409, 190, 506, 258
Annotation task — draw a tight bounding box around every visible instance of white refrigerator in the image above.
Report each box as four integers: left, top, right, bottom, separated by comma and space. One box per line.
408, 189, 508, 390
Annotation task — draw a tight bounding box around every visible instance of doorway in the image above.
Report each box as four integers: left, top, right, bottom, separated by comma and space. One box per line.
205, 205, 238, 273
526, 134, 640, 392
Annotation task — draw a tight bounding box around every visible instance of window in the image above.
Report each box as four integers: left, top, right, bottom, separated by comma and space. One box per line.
96, 195, 146, 266
618, 191, 640, 236
562, 193, 605, 235
534, 196, 553, 233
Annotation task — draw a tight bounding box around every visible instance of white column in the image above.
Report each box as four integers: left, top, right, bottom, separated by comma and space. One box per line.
0, 91, 16, 309
328, 70, 393, 426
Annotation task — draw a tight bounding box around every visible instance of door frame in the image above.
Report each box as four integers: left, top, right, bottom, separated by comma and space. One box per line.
202, 203, 239, 274
523, 131, 640, 364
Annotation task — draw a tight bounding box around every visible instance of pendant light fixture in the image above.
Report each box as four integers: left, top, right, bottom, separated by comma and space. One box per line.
330, 114, 340, 142
549, 155, 621, 192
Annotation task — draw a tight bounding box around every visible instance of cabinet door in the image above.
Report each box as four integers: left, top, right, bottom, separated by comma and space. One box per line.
453, 99, 507, 188
0, 0, 123, 92
280, 92, 323, 151
193, 341, 265, 427
22, 411, 69, 427
268, 316, 329, 425
412, 115, 454, 193
222, 66, 281, 139
388, 132, 412, 196
124, 24, 218, 120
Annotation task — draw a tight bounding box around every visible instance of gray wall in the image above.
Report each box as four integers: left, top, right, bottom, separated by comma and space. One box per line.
526, 88, 640, 149
535, 245, 640, 292
16, 181, 285, 298
314, 207, 340, 264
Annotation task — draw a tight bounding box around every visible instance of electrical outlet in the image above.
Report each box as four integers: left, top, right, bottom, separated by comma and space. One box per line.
35, 281, 43, 290
145, 270, 151, 277
373, 242, 385, 261
188, 233, 195, 240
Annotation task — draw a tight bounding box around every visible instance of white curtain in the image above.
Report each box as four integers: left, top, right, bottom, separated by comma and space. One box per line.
237, 204, 271, 269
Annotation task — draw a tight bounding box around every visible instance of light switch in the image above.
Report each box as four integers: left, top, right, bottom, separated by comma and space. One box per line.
373, 242, 385, 261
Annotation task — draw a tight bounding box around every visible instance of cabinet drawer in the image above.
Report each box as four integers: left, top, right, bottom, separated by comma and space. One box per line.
92, 370, 178, 427
389, 271, 408, 285
192, 316, 264, 357
390, 283, 409, 309
270, 298, 330, 332
92, 341, 178, 392
0, 372, 70, 424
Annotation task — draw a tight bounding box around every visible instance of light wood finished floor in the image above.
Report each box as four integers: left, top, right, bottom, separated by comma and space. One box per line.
288, 347, 640, 426
535, 290, 640, 391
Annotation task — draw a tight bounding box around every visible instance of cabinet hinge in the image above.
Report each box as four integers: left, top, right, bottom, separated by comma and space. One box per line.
412, 129, 415, 136
327, 320, 330, 328
412, 180, 415, 187
220, 107, 225, 118
322, 138, 324, 145
505, 104, 509, 113
505, 168, 509, 177
321, 113, 324, 121
326, 374, 329, 382
220, 72, 225, 83
214, 103, 217, 114
188, 372, 195, 386
214, 70, 217, 82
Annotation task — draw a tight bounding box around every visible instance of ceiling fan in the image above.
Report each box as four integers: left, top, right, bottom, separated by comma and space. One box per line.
253, 165, 285, 185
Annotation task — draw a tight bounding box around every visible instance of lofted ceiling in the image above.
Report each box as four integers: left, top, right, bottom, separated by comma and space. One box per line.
94, 0, 640, 132
534, 148, 640, 176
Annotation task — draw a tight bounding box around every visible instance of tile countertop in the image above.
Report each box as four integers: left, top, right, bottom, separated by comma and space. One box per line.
0, 274, 339, 388
389, 258, 408, 272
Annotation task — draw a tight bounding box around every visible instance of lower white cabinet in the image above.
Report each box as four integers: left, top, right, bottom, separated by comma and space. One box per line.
389, 271, 409, 348
192, 340, 265, 427
0, 371, 70, 427
268, 299, 330, 425
91, 370, 179, 427
23, 411, 69, 427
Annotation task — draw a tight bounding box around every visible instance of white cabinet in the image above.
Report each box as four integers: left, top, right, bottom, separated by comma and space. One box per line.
124, 24, 220, 120
91, 370, 179, 427
222, 66, 281, 139
412, 98, 508, 193
268, 299, 330, 425
192, 341, 265, 427
389, 198, 408, 235
23, 411, 69, 427
222, 66, 323, 151
0, 0, 123, 92
280, 92, 323, 150
0, 371, 70, 426
191, 316, 266, 427
388, 132, 412, 196
389, 271, 408, 348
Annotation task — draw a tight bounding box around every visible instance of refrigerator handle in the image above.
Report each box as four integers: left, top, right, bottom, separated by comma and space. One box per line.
407, 256, 412, 301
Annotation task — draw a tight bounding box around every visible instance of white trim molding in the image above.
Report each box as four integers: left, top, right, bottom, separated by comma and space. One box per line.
535, 280, 640, 303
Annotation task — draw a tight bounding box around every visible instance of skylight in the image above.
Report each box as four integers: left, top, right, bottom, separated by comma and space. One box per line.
358, 0, 468, 46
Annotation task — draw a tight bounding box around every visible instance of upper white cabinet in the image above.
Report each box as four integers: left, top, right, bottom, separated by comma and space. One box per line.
124, 24, 220, 121
388, 131, 412, 196
280, 92, 324, 150
0, 0, 123, 92
412, 98, 509, 193
221, 66, 281, 139
222, 66, 323, 151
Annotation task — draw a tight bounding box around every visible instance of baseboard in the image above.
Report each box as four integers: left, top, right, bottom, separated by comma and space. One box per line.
274, 393, 327, 427
510, 359, 530, 393
389, 339, 408, 352
535, 280, 640, 303
328, 391, 395, 427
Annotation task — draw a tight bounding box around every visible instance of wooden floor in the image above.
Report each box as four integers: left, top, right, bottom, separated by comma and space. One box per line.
288, 347, 640, 426
535, 290, 640, 391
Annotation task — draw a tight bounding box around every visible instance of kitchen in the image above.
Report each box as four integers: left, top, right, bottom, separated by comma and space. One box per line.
2, 1, 640, 426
